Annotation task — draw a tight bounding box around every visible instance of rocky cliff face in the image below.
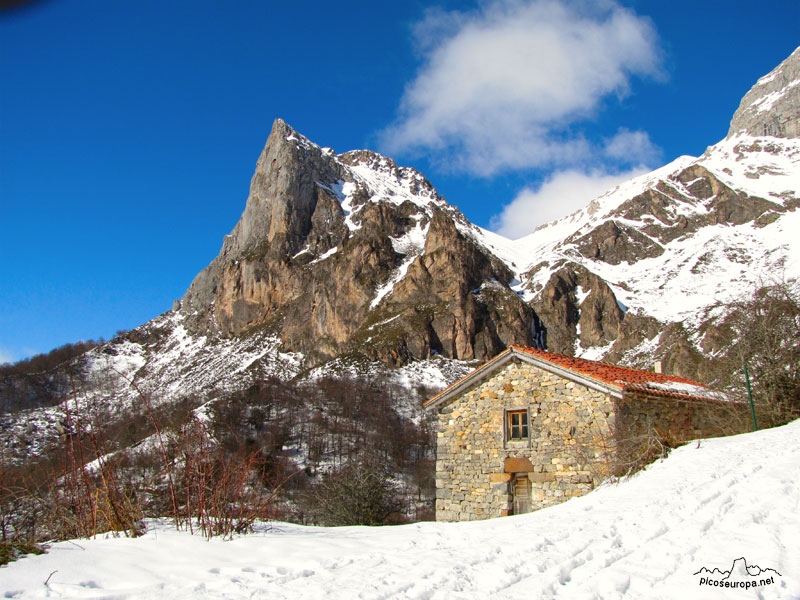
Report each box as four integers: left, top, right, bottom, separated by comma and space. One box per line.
180, 119, 541, 366
728, 46, 800, 139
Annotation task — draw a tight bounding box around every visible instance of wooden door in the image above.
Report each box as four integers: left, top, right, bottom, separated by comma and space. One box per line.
513, 475, 531, 515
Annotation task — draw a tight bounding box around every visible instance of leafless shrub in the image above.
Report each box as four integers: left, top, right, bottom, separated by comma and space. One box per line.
0, 454, 34, 542
42, 384, 144, 540
171, 417, 292, 539
612, 424, 674, 477
303, 458, 405, 526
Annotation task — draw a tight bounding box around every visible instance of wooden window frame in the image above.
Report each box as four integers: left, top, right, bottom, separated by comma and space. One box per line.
505, 408, 530, 443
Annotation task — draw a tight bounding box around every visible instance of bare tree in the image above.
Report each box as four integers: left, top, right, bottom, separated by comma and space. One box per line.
708, 280, 800, 426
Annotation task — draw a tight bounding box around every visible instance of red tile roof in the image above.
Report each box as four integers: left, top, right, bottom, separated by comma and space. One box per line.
425, 345, 724, 408
509, 346, 704, 390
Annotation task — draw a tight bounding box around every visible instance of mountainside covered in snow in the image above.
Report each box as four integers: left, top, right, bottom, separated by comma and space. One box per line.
173, 46, 799, 383
1, 48, 798, 463
466, 46, 800, 378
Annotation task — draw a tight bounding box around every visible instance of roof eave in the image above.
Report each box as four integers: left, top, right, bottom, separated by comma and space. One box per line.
621, 387, 741, 404
424, 347, 624, 411
424, 348, 515, 411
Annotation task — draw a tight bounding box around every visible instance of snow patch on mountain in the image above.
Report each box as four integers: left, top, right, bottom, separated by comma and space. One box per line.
371, 255, 418, 309
700, 134, 800, 200
575, 338, 614, 362
343, 155, 443, 212
308, 246, 338, 264
317, 179, 362, 232
371, 218, 430, 309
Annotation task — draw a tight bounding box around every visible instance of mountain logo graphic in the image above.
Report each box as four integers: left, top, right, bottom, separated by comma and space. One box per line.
694, 557, 782, 590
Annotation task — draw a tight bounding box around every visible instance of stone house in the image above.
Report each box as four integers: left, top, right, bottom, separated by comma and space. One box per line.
424, 346, 748, 522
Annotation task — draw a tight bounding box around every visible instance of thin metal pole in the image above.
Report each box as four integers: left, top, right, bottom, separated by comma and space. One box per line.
744, 362, 758, 431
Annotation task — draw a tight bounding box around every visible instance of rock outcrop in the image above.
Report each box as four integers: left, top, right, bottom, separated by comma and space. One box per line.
180, 119, 541, 366
728, 46, 800, 139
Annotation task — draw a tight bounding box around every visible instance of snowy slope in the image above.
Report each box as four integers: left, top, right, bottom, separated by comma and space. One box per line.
0, 311, 306, 460
0, 307, 470, 462
452, 132, 800, 366
470, 135, 800, 323
3, 419, 798, 599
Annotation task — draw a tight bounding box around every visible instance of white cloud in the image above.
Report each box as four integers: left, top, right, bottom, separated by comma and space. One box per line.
381, 0, 663, 175
604, 128, 660, 163
490, 167, 648, 238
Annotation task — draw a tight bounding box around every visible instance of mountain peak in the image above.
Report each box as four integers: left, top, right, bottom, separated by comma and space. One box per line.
176, 117, 535, 365
727, 46, 800, 139
269, 118, 320, 152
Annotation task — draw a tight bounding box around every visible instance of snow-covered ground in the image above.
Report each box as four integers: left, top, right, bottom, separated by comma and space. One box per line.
4, 420, 798, 599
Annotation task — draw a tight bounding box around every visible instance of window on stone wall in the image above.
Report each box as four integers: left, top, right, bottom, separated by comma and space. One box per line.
506, 409, 529, 440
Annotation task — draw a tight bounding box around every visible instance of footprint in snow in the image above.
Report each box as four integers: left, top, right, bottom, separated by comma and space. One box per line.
78, 581, 100, 589
557, 558, 587, 585
647, 524, 669, 540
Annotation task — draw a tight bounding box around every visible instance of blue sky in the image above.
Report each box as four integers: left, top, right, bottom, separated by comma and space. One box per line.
1, 0, 798, 363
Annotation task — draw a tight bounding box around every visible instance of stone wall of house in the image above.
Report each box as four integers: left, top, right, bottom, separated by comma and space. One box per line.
613, 394, 750, 473
434, 358, 616, 522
